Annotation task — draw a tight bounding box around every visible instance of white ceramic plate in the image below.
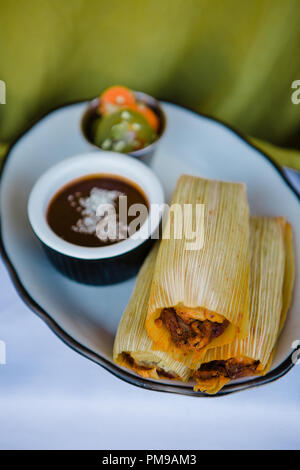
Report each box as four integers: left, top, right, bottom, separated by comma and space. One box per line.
1, 101, 299, 396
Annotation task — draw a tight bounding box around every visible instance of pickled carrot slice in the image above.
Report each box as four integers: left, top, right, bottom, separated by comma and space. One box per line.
100, 86, 136, 113
137, 104, 159, 132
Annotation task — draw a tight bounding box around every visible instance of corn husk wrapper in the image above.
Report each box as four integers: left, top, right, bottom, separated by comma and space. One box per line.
194, 216, 294, 394
113, 244, 190, 381
279, 221, 295, 334
146, 175, 250, 365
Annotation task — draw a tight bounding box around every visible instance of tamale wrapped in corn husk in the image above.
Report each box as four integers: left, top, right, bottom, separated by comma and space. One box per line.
146, 175, 251, 365
113, 243, 190, 381
193, 216, 294, 394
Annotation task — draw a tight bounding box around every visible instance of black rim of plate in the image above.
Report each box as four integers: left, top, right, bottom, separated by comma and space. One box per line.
0, 99, 299, 397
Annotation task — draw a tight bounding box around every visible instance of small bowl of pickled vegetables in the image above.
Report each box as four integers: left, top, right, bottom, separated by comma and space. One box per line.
81, 86, 166, 163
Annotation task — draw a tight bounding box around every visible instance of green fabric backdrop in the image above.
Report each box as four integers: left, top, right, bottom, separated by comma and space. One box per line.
0, 0, 300, 169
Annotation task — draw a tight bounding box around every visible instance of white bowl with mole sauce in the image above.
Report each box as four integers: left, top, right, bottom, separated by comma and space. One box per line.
28, 152, 164, 284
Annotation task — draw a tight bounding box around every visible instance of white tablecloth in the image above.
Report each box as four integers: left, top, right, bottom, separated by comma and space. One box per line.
0, 169, 299, 450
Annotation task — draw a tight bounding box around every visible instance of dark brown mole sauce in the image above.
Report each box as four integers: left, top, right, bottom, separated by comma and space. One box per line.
47, 174, 149, 247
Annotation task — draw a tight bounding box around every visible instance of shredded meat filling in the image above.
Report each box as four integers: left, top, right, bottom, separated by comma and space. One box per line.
194, 359, 260, 381
156, 308, 229, 351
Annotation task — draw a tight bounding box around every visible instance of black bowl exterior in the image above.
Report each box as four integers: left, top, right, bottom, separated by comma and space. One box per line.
41, 238, 154, 285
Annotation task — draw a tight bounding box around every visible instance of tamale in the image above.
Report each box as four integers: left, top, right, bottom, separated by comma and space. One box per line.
193, 216, 294, 394
113, 243, 190, 381
146, 175, 250, 365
